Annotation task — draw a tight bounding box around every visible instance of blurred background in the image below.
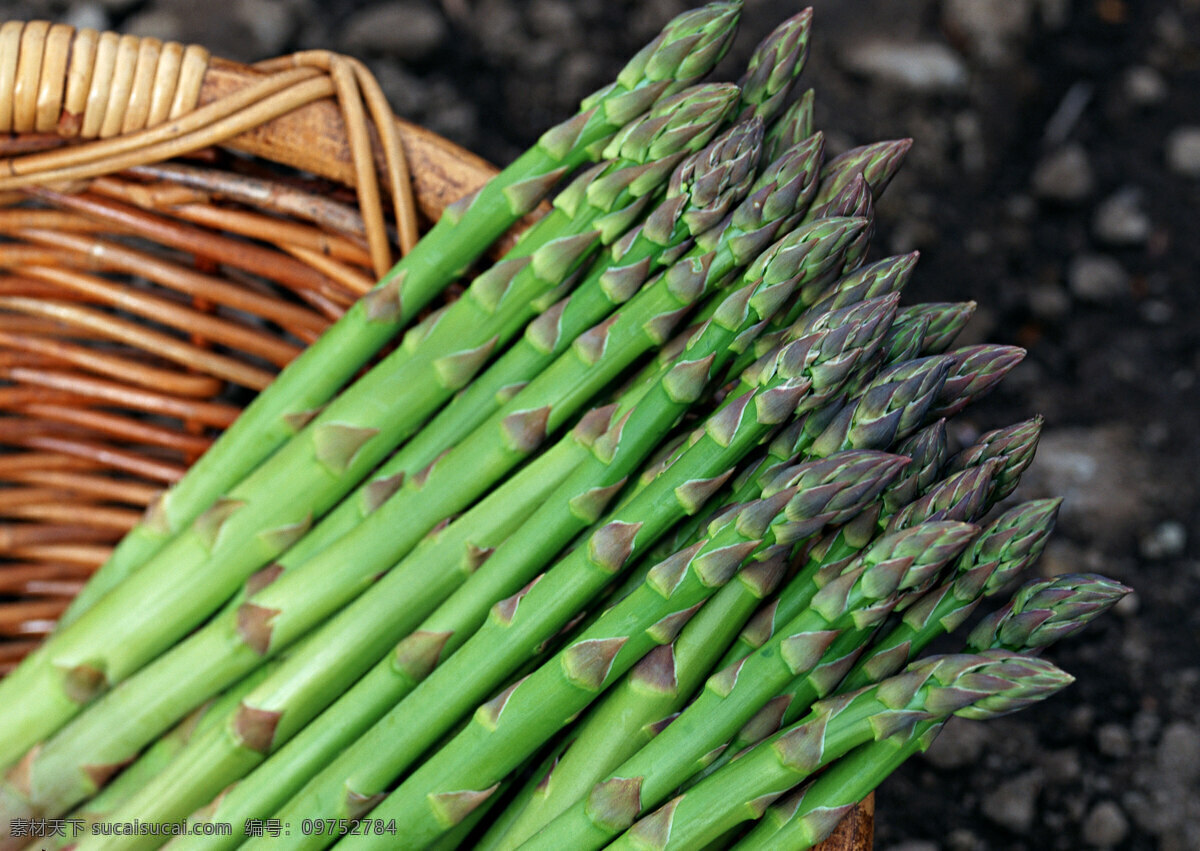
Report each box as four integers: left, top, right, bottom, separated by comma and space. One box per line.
2, 0, 1197, 848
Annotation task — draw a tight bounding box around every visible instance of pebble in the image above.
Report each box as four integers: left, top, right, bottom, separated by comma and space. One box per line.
1067, 254, 1129, 303
1156, 722, 1200, 784
981, 769, 1043, 833
1082, 800, 1130, 847
943, 0, 1032, 63
923, 718, 991, 769
1092, 187, 1151, 245
1140, 520, 1187, 559
1096, 723, 1132, 758
339, 2, 448, 62
944, 829, 986, 851
234, 0, 294, 56
1166, 127, 1200, 177
63, 2, 111, 32
1124, 65, 1168, 106
1032, 144, 1095, 202
1029, 282, 1071, 321
841, 41, 969, 93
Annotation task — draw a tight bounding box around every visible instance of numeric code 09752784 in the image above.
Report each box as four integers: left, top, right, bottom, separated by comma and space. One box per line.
300, 819, 398, 837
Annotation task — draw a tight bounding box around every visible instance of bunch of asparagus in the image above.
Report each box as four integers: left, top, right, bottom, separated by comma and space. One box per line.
0, 4, 1128, 850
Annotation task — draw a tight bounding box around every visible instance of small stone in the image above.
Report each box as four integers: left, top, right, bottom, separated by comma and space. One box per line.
1029, 282, 1071, 321
63, 2, 111, 32
944, 828, 985, 851
1067, 254, 1129, 303
1124, 66, 1168, 106
1083, 800, 1130, 847
1068, 704, 1096, 736
1140, 299, 1174, 324
1033, 144, 1095, 202
1041, 748, 1082, 784
235, 0, 295, 56
944, 0, 1033, 63
1097, 723, 1132, 758
923, 718, 991, 769
1140, 520, 1187, 559
1092, 188, 1151, 245
1166, 127, 1200, 177
886, 842, 938, 851
981, 770, 1043, 833
340, 2, 448, 63
1131, 709, 1160, 744
123, 9, 185, 43
1156, 722, 1200, 784
841, 41, 969, 94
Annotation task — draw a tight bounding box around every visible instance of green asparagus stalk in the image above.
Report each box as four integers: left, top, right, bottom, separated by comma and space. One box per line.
895, 301, 976, 355
81, 228, 875, 851
713, 479, 1043, 765
0, 82, 741, 774
805, 138, 913, 214
273, 118, 769, 573
3, 108, 740, 829
927, 344, 1026, 420
735, 10, 812, 124
718, 458, 994, 684
478, 549, 792, 851
840, 499, 1063, 691
737, 574, 1126, 851
945, 415, 1044, 504
60, 0, 746, 626
44, 662, 282, 848
518, 520, 977, 851
722, 249, 917, 399
967, 574, 1131, 653
735, 722, 943, 851
250, 297, 897, 851
159, 168, 845, 850
764, 89, 815, 162
350, 453, 907, 849
24, 142, 801, 834
635, 651, 1073, 851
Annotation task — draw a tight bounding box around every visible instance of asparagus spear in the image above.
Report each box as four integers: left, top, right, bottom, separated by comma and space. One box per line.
354, 453, 906, 849
620, 651, 1073, 851
764, 89, 815, 161
477, 548, 792, 850
251, 118, 808, 579
734, 10, 812, 124
248, 297, 897, 851
520, 522, 979, 851
0, 83, 741, 771
895, 301, 977, 354
967, 573, 1132, 653
18, 124, 802, 829
60, 0, 746, 625
805, 138, 913, 214
712, 480, 1040, 764
736, 575, 1127, 851
77, 230, 875, 851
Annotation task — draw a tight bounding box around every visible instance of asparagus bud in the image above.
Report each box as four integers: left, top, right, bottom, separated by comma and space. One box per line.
736, 9, 813, 123
764, 89, 816, 161
968, 574, 1131, 652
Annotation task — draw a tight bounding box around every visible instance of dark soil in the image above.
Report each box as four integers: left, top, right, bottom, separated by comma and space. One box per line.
21, 0, 1199, 847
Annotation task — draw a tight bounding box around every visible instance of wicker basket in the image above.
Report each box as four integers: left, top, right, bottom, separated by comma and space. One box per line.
0, 21, 872, 850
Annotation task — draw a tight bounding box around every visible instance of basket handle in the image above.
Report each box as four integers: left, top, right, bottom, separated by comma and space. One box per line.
0, 21, 504, 272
